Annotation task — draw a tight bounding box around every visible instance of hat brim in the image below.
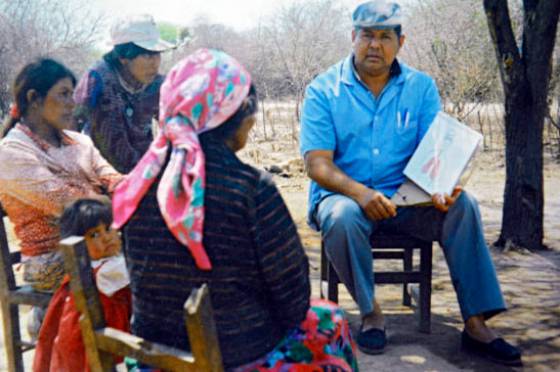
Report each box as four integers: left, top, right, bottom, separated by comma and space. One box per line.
133, 39, 175, 52
353, 22, 401, 29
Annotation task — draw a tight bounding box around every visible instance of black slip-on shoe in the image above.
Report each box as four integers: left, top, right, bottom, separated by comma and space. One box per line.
357, 326, 387, 355
461, 330, 522, 367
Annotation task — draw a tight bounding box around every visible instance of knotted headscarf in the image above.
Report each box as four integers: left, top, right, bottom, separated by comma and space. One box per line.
112, 49, 251, 270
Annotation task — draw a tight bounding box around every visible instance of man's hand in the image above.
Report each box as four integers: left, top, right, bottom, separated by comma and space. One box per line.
358, 189, 397, 221
432, 186, 463, 212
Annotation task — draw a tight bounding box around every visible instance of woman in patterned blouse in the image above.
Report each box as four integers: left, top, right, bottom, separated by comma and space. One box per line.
0, 59, 122, 336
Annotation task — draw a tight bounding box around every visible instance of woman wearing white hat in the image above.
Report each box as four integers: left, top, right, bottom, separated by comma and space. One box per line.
74, 14, 174, 173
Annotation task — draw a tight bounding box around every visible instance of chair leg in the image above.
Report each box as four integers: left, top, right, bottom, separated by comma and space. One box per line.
321, 241, 339, 303
327, 262, 339, 303
402, 248, 412, 307
418, 243, 432, 334
320, 242, 327, 300
1, 302, 24, 372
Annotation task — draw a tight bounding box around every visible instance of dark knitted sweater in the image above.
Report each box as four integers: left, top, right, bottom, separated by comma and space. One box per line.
74, 60, 163, 173
123, 137, 311, 369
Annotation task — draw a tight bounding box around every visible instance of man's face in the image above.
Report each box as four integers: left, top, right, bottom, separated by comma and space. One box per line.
352, 27, 404, 77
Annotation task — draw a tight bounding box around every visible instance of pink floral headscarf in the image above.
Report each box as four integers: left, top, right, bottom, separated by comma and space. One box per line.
112, 49, 251, 270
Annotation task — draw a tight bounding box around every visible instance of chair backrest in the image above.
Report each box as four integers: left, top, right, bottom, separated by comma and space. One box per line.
0, 205, 19, 295
59, 237, 224, 372
0, 205, 51, 307
1, 204, 53, 372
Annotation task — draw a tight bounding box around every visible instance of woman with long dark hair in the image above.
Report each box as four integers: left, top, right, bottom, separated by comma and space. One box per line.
0, 58, 121, 337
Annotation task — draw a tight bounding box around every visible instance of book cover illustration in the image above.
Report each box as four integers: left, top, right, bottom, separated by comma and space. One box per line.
403, 111, 483, 196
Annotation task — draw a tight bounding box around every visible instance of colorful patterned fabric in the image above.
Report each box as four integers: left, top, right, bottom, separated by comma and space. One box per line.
125, 299, 357, 372
112, 49, 251, 270
0, 124, 122, 290
74, 60, 163, 173
21, 251, 65, 293
235, 299, 358, 372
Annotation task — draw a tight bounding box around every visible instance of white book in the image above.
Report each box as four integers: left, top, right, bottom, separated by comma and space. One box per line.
391, 179, 432, 206
391, 112, 482, 206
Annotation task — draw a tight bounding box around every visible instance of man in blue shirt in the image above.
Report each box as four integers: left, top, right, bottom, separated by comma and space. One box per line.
300, 0, 521, 366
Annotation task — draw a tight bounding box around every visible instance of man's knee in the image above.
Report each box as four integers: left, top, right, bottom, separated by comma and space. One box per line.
318, 195, 365, 234
450, 191, 480, 215
442, 191, 484, 245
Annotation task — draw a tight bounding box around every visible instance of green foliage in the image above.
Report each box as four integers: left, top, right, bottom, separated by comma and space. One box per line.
158, 22, 180, 43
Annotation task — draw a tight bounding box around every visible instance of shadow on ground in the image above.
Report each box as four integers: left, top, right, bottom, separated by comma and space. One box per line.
300, 218, 560, 372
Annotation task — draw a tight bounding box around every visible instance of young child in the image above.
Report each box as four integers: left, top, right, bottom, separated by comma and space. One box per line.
33, 198, 131, 372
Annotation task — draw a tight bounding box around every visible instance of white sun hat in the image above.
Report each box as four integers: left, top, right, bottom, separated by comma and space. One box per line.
110, 14, 175, 52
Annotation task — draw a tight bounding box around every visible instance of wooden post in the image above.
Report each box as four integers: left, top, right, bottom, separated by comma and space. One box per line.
60, 236, 114, 371
419, 242, 432, 334
184, 284, 224, 372
1, 209, 24, 372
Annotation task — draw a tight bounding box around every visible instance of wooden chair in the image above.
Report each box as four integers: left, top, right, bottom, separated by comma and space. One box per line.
0, 206, 52, 372
59, 236, 224, 372
320, 232, 433, 333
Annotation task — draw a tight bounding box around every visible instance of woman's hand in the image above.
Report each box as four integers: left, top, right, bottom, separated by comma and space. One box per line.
432, 186, 463, 212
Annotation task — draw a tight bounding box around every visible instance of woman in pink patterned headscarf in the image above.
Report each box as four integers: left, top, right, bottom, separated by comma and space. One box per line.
115, 49, 357, 371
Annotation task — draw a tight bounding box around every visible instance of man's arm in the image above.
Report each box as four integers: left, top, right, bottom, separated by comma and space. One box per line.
305, 150, 396, 221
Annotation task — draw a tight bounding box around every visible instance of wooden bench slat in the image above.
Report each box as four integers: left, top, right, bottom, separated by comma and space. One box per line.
96, 327, 196, 371
8, 287, 51, 307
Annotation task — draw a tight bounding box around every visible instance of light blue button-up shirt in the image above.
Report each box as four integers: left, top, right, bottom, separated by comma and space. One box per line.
300, 55, 441, 229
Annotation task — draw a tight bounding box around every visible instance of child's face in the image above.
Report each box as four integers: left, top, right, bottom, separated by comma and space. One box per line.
84, 223, 122, 261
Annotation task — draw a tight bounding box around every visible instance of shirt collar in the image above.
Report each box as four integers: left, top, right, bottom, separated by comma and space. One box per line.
342, 54, 404, 86
16, 123, 76, 152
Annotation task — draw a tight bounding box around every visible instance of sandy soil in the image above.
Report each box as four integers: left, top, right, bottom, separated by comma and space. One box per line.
1, 140, 559, 371
260, 147, 560, 372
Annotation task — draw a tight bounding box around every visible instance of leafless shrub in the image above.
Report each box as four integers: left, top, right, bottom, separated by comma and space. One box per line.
402, 0, 501, 120
0, 0, 103, 114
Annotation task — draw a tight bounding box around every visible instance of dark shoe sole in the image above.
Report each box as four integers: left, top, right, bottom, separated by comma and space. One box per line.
462, 344, 523, 367
358, 343, 386, 355
357, 327, 387, 355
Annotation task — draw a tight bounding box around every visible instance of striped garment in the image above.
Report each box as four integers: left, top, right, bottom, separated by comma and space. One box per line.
123, 136, 311, 370
74, 60, 163, 174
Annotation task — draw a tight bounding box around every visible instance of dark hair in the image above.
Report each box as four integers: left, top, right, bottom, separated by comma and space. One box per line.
59, 198, 113, 239
103, 42, 160, 70
1, 58, 76, 138
200, 84, 258, 143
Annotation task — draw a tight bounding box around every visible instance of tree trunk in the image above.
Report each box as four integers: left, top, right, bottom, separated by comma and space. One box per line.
484, 0, 560, 251
498, 83, 545, 250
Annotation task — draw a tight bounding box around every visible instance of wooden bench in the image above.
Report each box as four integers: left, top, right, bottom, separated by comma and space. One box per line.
60, 236, 224, 372
320, 233, 433, 333
0, 206, 52, 372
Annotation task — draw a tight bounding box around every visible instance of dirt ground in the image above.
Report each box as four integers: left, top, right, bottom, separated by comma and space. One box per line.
1, 140, 559, 371
252, 145, 560, 372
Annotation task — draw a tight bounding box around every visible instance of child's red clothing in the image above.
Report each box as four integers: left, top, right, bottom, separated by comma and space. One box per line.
33, 264, 131, 372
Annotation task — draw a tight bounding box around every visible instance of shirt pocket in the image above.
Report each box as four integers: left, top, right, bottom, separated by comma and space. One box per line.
396, 118, 418, 140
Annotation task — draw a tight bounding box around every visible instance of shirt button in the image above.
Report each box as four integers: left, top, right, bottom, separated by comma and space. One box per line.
373, 148, 380, 155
